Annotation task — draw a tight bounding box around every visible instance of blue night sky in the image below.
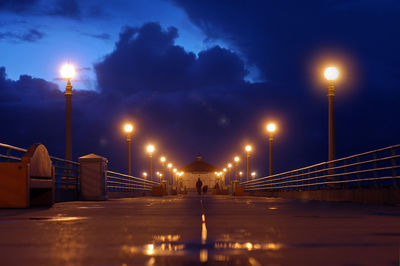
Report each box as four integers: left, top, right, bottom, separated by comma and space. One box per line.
1, 0, 399, 176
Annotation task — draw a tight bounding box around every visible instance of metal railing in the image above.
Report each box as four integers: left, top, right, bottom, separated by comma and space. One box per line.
0, 143, 80, 192
241, 144, 400, 191
106, 170, 160, 192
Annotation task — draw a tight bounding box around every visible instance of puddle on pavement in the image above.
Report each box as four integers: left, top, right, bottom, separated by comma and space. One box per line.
121, 234, 284, 263
28, 216, 88, 221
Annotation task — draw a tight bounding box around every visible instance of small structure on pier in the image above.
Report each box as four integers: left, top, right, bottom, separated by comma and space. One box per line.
178, 154, 223, 189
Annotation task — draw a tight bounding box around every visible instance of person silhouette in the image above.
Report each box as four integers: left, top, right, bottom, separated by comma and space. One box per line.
196, 178, 203, 195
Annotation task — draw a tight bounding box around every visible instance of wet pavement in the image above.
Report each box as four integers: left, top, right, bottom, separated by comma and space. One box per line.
0, 194, 399, 265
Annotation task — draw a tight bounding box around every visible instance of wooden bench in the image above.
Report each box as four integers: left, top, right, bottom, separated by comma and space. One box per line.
0, 144, 55, 208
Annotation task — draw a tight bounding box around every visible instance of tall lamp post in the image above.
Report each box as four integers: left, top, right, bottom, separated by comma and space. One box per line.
245, 145, 252, 181
234, 156, 240, 181
124, 123, 133, 176
167, 163, 173, 184
324, 66, 339, 162
228, 163, 232, 184
60, 63, 75, 161
266, 123, 277, 176
160, 156, 166, 180
146, 145, 155, 181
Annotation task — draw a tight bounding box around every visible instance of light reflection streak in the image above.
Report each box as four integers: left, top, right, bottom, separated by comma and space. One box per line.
200, 249, 208, 263
214, 241, 283, 251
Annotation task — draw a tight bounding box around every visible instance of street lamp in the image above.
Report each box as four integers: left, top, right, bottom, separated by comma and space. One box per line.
167, 163, 172, 184
251, 172, 256, 179
173, 168, 177, 184
228, 163, 232, 184
245, 145, 252, 181
266, 123, 277, 176
324, 66, 339, 162
234, 156, 240, 181
146, 145, 155, 181
124, 123, 133, 176
60, 63, 76, 161
160, 156, 166, 179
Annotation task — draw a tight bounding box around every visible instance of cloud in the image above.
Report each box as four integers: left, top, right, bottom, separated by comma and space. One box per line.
95, 22, 248, 95
48, 0, 81, 19
1, 17, 400, 178
0, 0, 38, 13
81, 32, 111, 40
0, 28, 45, 42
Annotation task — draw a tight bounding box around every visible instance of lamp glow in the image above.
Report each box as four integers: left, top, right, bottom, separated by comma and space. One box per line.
124, 123, 133, 133
160, 156, 166, 162
223, 168, 227, 172
234, 156, 240, 162
267, 123, 276, 133
146, 145, 155, 153
167, 163, 172, 168
324, 66, 339, 81
228, 163, 232, 168
245, 145, 252, 152
60, 63, 76, 80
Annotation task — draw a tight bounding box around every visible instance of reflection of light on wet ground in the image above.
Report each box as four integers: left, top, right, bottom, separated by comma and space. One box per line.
201, 213, 207, 245
201, 223, 207, 245
268, 207, 278, 210
146, 244, 155, 255
29, 216, 88, 222
214, 241, 283, 251
153, 234, 180, 242
200, 249, 208, 263
248, 257, 262, 266
77, 206, 104, 209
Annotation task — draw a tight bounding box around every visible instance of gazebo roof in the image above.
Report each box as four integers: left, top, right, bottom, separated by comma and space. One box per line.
180, 154, 219, 173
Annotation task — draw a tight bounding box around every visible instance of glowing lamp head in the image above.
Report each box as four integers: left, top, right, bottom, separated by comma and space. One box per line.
173, 168, 177, 172
143, 172, 147, 177
223, 168, 227, 172
251, 172, 256, 177
267, 123, 276, 133
60, 63, 76, 80
146, 145, 155, 153
234, 156, 240, 162
167, 163, 172, 168
324, 66, 339, 81
239, 171, 243, 176
228, 163, 232, 168
160, 156, 166, 163
124, 123, 133, 133
245, 145, 252, 152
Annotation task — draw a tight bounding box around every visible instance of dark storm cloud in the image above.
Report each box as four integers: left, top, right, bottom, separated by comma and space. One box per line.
0, 66, 61, 104
95, 22, 248, 94
0, 28, 45, 42
170, 0, 400, 87
2, 12, 400, 178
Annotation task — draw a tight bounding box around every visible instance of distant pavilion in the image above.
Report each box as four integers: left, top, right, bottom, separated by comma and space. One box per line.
178, 154, 223, 189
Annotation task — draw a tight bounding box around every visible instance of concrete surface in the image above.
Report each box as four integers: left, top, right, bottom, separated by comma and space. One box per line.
0, 194, 399, 265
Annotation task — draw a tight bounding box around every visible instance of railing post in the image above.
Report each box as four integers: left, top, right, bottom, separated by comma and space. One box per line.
78, 154, 108, 201
391, 148, 398, 188
356, 156, 361, 189
372, 152, 378, 188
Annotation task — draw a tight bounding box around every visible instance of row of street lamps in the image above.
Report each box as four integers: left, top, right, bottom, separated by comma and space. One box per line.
60, 62, 339, 182
123, 124, 181, 182
221, 66, 339, 180
223, 122, 277, 182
